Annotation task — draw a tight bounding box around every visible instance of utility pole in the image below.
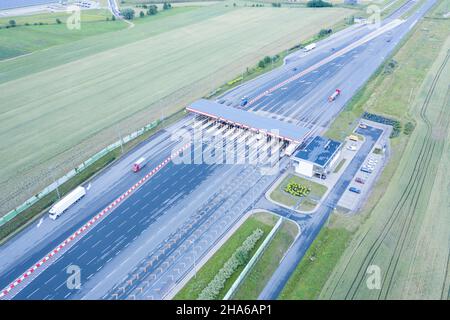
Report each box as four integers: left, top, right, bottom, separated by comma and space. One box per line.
116, 124, 124, 155
49, 166, 61, 200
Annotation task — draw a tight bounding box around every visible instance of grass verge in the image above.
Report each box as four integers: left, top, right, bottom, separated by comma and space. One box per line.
174, 212, 277, 300
279, 214, 353, 299
232, 218, 299, 300
270, 174, 327, 209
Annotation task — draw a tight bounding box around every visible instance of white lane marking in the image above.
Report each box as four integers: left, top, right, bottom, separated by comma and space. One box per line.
86, 256, 97, 266
26, 288, 40, 299
44, 274, 57, 285
120, 258, 130, 267
37, 217, 44, 228
86, 183, 91, 191
105, 230, 114, 238
92, 240, 101, 248
55, 281, 66, 291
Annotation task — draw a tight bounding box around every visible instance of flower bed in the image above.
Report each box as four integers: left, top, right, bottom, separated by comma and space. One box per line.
284, 182, 310, 197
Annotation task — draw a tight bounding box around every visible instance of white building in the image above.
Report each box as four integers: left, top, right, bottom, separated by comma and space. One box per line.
291, 136, 342, 179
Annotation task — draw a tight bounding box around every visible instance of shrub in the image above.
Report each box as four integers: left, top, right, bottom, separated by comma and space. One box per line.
383, 59, 398, 74
163, 2, 172, 10
363, 112, 401, 138
9, 20, 16, 27
307, 0, 333, 7
139, 11, 145, 18
147, 5, 158, 15
403, 121, 415, 135
272, 3, 282, 7
121, 8, 135, 20
197, 228, 264, 300
318, 28, 332, 37
56, 18, 62, 24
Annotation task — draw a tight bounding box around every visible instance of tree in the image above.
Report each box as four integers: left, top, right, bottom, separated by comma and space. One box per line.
307, 0, 333, 7
56, 18, 62, 24
9, 20, 16, 27
112, 15, 116, 21
318, 28, 332, 37
139, 11, 145, 18
121, 8, 135, 20
147, 5, 158, 15
163, 2, 172, 10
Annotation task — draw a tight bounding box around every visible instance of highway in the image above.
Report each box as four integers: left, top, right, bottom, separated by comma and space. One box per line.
0, 0, 435, 300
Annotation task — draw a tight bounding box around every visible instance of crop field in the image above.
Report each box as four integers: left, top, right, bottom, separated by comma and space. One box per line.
320, 31, 450, 299
0, 3, 354, 215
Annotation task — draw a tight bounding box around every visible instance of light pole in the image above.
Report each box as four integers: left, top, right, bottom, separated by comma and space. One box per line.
115, 124, 124, 155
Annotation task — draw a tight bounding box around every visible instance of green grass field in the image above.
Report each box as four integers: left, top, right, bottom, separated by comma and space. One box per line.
232, 219, 298, 300
319, 0, 450, 299
279, 215, 353, 299
270, 174, 327, 210
0, 3, 355, 216
174, 212, 277, 300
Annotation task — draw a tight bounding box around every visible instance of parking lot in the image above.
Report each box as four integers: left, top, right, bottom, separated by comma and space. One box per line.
338, 120, 391, 212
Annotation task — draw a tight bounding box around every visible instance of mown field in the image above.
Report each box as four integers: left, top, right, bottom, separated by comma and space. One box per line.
0, 2, 355, 215
320, 1, 450, 299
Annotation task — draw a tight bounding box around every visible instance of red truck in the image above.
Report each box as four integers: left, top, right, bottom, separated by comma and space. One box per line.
328, 89, 341, 102
132, 157, 146, 173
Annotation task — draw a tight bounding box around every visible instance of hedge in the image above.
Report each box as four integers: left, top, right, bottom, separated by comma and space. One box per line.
198, 228, 264, 300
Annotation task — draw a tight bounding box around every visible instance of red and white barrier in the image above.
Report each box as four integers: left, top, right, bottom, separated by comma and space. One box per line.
0, 142, 191, 299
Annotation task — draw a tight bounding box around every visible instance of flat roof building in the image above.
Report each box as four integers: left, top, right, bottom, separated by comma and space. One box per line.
186, 99, 310, 144
291, 136, 342, 178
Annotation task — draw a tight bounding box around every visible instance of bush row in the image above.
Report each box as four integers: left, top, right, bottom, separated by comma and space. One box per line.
198, 228, 264, 300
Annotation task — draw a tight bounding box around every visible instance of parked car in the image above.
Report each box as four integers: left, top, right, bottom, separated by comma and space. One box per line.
240, 97, 248, 106
355, 177, 365, 184
349, 187, 361, 194
359, 123, 367, 129
347, 144, 357, 151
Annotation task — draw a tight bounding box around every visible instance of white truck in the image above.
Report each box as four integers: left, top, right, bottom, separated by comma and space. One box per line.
49, 186, 86, 220
303, 43, 317, 52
